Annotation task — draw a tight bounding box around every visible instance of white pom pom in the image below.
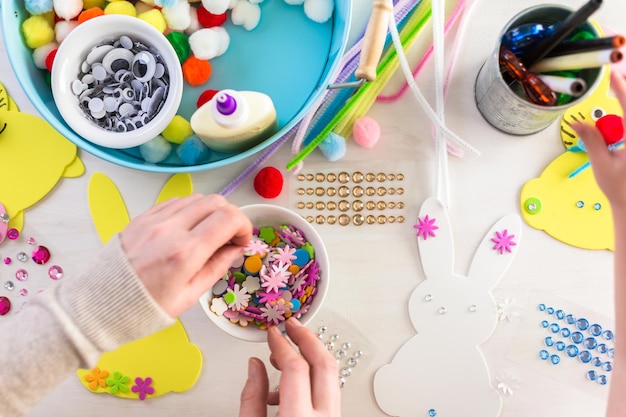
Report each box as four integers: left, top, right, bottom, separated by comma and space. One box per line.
162, 0, 191, 31
189, 27, 229, 60
303, 0, 334, 23
32, 42, 58, 69
54, 20, 77, 43
201, 0, 230, 14
231, 0, 261, 31
213, 26, 230, 56
53, 0, 82, 20
284, 0, 305, 5
185, 6, 202, 35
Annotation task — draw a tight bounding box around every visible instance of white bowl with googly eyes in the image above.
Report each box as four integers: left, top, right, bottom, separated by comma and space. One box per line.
51, 14, 183, 149
199, 204, 330, 342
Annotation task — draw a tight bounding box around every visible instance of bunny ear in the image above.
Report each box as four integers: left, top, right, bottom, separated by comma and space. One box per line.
155, 173, 193, 205
88, 172, 130, 245
467, 213, 522, 289
416, 197, 454, 280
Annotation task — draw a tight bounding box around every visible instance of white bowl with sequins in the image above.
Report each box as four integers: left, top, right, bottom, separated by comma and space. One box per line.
199, 204, 330, 342
51, 15, 183, 149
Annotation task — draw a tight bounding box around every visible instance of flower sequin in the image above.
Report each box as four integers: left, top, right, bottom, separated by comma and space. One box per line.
414, 215, 438, 240
106, 371, 130, 395
85, 367, 109, 390
491, 229, 517, 254
131, 377, 155, 400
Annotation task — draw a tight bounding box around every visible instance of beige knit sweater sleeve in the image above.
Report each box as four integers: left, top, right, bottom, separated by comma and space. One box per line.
0, 235, 175, 417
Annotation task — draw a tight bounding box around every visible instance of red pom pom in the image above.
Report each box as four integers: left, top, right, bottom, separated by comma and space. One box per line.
45, 48, 58, 72
197, 6, 227, 28
595, 114, 624, 145
196, 89, 219, 108
254, 166, 283, 199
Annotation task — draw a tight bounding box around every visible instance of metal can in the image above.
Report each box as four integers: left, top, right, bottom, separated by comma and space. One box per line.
474, 5, 604, 135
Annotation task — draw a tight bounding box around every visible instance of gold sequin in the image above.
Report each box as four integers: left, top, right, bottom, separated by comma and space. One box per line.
397, 215, 405, 223
353, 214, 365, 226
306, 174, 314, 181
297, 202, 305, 209
306, 216, 314, 223
338, 214, 350, 226
352, 186, 364, 198
327, 201, 337, 210
397, 202, 405, 209
366, 215, 376, 225
315, 173, 325, 182
396, 188, 404, 195
306, 188, 314, 195
338, 186, 350, 197
388, 174, 395, 181
352, 172, 364, 183
297, 174, 306, 181
366, 187, 376, 196
338, 200, 350, 212
352, 200, 364, 212
366, 172, 376, 182
327, 215, 337, 225
388, 188, 396, 195
377, 187, 387, 196
338, 171, 350, 183
376, 201, 386, 210
315, 187, 325, 197
388, 216, 396, 223
365, 201, 376, 210
377, 173, 386, 182
388, 202, 395, 209
316, 201, 325, 210
316, 215, 325, 224
397, 174, 405, 181
327, 187, 337, 197
378, 215, 387, 224
306, 202, 314, 209
297, 188, 305, 196
326, 173, 337, 182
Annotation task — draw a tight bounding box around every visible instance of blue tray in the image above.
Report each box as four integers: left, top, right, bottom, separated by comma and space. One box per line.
1, 0, 351, 172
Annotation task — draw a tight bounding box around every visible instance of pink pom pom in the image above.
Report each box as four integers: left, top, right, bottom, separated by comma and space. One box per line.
352, 116, 380, 148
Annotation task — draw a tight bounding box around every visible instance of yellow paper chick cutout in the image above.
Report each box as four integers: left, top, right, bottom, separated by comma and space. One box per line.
559, 66, 622, 149
520, 150, 613, 251
80, 171, 203, 399
0, 81, 84, 232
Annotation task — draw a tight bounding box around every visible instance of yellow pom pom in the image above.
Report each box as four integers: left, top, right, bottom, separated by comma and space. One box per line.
41, 11, 56, 27
83, 0, 106, 8
138, 9, 167, 33
161, 115, 193, 144
21, 15, 54, 49
104, 1, 137, 17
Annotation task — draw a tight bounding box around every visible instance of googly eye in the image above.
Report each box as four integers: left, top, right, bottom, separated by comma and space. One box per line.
591, 107, 606, 122
102, 48, 134, 74
132, 51, 157, 82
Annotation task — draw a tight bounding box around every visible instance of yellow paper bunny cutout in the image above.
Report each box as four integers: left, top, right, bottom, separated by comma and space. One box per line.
0, 81, 84, 233
520, 67, 621, 251
76, 172, 203, 399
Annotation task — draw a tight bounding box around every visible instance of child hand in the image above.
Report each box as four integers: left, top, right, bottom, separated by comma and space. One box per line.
573, 71, 626, 209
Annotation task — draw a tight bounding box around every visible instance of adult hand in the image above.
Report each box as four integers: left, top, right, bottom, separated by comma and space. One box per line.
573, 71, 626, 209
120, 194, 252, 317
239, 318, 342, 417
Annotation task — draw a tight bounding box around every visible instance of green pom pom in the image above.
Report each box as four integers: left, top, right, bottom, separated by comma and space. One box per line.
166, 31, 191, 64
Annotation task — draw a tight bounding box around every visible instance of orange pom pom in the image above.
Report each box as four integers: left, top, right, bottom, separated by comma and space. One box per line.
78, 7, 105, 24
182, 55, 212, 87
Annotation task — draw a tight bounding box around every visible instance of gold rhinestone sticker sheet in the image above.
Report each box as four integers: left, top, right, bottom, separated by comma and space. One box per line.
295, 171, 407, 226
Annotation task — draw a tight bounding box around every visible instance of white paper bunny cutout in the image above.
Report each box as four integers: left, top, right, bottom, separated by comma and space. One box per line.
374, 197, 521, 417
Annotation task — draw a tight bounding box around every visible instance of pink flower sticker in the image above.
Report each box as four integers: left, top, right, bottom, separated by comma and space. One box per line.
491, 229, 517, 254
414, 215, 439, 240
